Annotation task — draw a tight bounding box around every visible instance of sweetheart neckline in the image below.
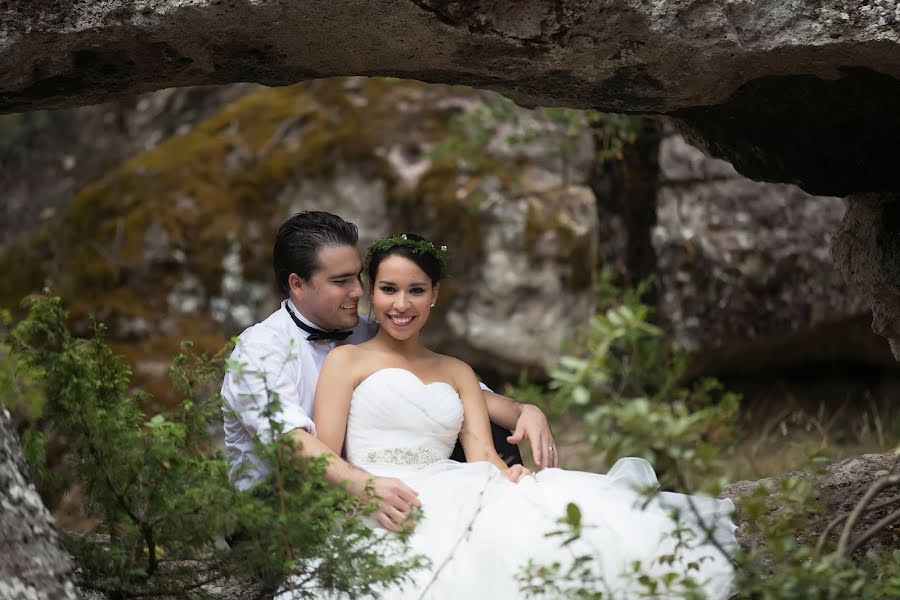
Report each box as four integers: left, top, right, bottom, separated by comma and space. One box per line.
354, 367, 458, 394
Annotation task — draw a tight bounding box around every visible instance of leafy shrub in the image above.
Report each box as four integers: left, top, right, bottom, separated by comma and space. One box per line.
512, 274, 900, 598
5, 293, 420, 598
513, 272, 739, 493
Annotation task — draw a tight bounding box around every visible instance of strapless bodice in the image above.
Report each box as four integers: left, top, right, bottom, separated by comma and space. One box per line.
344, 368, 464, 468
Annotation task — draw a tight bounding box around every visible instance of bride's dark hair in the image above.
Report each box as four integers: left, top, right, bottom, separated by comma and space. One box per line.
365, 233, 445, 285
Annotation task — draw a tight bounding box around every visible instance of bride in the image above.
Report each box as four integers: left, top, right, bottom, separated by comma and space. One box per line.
296, 234, 736, 599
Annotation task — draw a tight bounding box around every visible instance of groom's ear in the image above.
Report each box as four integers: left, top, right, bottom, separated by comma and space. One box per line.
288, 273, 306, 294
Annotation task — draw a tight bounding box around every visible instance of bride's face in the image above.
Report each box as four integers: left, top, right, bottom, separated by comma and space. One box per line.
371, 255, 439, 341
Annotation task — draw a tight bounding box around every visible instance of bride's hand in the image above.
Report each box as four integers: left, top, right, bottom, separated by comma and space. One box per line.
371, 476, 422, 532
503, 464, 532, 483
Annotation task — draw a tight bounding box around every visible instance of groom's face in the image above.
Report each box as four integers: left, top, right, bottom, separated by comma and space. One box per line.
290, 244, 363, 331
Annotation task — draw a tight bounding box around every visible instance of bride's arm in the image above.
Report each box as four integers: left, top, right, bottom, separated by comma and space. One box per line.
312, 345, 358, 455
312, 346, 423, 532
453, 360, 531, 482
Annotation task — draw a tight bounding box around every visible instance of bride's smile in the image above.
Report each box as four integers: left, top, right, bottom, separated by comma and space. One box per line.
387, 315, 414, 326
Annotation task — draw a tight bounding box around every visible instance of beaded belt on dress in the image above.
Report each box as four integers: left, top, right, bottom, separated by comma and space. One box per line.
364, 445, 441, 467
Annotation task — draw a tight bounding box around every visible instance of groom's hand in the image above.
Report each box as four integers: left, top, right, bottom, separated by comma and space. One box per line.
372, 476, 421, 532
507, 404, 559, 469
503, 464, 532, 483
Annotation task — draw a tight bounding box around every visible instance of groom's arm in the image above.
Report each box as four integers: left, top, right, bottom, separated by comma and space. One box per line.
223, 339, 419, 531
285, 428, 421, 533
284, 428, 371, 493
482, 390, 559, 469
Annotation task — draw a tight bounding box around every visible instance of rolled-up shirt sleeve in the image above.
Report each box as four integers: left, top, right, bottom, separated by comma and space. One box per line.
222, 340, 315, 444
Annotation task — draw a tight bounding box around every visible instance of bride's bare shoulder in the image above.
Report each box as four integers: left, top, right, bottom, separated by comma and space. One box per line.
433, 354, 478, 386
322, 345, 381, 388
324, 343, 365, 366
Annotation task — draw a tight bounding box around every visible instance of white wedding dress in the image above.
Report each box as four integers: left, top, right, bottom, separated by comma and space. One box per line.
281, 368, 736, 599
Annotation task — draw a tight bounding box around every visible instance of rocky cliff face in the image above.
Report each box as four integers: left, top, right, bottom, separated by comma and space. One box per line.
588, 125, 889, 371
6, 1, 899, 360
652, 132, 884, 370
0, 84, 257, 248
3, 79, 891, 390
1, 79, 598, 395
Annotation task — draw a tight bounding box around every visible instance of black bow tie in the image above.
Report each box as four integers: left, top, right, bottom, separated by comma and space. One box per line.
284, 302, 353, 342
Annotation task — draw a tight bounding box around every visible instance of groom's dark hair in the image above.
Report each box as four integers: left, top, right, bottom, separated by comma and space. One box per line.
273, 211, 359, 294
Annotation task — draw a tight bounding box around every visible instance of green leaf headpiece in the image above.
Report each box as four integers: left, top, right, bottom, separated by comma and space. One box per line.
364, 234, 451, 280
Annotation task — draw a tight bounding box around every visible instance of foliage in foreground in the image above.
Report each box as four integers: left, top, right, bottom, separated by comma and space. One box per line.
512, 273, 900, 598
5, 293, 420, 598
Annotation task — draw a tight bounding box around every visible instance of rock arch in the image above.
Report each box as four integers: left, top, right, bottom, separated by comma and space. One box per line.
3, 1, 900, 353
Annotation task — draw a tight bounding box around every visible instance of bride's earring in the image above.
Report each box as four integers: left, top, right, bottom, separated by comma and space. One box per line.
430, 303, 436, 308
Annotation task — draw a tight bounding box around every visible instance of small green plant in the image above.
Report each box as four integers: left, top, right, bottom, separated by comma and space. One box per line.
512, 275, 900, 598
514, 271, 739, 493
6, 292, 422, 598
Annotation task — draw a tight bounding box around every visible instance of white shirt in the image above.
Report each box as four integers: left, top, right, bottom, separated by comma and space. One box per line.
221, 299, 378, 490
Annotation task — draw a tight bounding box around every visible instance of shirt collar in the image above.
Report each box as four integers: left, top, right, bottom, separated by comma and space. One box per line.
285, 299, 347, 344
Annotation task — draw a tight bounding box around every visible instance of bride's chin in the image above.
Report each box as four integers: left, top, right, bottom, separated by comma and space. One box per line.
386, 328, 417, 339
382, 323, 423, 339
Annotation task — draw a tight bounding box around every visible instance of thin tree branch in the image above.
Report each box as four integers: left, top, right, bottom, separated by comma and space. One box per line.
673, 469, 739, 570
142, 524, 158, 579
846, 506, 900, 556
837, 474, 900, 558
815, 494, 900, 557
417, 473, 495, 599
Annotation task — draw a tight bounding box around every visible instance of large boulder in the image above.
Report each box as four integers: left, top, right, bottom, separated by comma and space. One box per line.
5, 81, 895, 383
833, 193, 900, 360
0, 403, 77, 599
0, 78, 598, 395
723, 452, 899, 558
652, 132, 885, 369
0, 84, 256, 248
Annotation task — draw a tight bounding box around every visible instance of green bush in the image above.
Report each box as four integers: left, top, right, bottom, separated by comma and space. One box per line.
513, 272, 739, 493
512, 274, 900, 599
5, 293, 422, 598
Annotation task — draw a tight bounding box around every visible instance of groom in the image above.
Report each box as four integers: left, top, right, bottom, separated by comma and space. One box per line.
221, 211, 557, 531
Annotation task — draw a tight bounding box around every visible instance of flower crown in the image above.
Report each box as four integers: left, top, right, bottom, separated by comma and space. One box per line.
365, 234, 451, 280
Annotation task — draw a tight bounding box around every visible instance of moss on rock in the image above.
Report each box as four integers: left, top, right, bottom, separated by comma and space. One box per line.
2, 77, 599, 397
